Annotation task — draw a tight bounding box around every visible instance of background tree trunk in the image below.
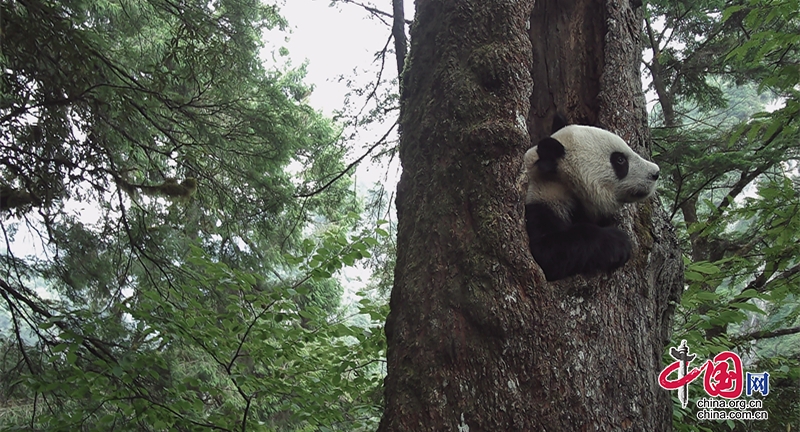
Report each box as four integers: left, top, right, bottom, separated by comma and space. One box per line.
379, 0, 683, 430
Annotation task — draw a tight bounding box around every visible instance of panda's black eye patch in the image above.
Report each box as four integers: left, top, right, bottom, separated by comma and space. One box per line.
611, 152, 628, 179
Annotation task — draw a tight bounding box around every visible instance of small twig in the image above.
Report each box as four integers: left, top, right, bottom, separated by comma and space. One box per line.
294, 121, 398, 198
337, 0, 413, 25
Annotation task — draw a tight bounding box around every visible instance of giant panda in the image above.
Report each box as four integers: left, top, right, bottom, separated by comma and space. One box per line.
524, 119, 660, 281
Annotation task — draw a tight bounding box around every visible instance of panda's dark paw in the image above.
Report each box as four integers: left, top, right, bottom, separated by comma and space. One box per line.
599, 228, 632, 271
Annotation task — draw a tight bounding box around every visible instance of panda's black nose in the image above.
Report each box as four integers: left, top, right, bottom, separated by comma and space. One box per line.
651, 170, 660, 181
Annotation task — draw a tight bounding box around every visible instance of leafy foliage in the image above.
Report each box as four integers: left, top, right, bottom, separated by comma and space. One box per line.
645, 0, 800, 429
1, 230, 387, 431
0, 0, 387, 430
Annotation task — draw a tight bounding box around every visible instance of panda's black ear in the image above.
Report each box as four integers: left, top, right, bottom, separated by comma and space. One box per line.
535, 137, 565, 174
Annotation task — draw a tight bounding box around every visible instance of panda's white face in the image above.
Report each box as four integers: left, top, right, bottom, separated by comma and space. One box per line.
525, 125, 660, 221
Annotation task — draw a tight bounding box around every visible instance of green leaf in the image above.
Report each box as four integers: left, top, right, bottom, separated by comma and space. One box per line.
685, 271, 705, 282
729, 302, 765, 314
689, 262, 720, 275
694, 291, 720, 301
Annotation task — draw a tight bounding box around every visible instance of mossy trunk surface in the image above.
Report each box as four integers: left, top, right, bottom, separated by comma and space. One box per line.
379, 1, 683, 431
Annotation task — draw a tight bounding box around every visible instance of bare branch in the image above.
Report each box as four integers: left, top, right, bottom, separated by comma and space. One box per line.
392, 0, 408, 76
735, 325, 800, 343
294, 121, 398, 198
743, 262, 800, 294
336, 0, 413, 25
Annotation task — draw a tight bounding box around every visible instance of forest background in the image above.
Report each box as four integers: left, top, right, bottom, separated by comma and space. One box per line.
0, 0, 798, 430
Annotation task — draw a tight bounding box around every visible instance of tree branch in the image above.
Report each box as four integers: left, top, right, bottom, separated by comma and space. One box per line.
703, 122, 786, 228
294, 121, 398, 198
735, 325, 800, 343
0, 278, 117, 363
337, 0, 413, 25
743, 262, 800, 294
392, 0, 408, 76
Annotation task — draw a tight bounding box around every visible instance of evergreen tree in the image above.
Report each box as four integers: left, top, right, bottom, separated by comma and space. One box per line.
0, 1, 385, 429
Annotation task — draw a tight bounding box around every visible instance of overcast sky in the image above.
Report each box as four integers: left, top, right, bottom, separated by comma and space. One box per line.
270, 1, 413, 295
276, 0, 411, 114
271, 1, 410, 205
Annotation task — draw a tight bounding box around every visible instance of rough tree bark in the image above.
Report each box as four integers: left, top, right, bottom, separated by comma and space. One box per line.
379, 0, 683, 431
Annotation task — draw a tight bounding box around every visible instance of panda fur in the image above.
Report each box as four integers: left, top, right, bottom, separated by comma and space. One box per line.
524, 121, 660, 281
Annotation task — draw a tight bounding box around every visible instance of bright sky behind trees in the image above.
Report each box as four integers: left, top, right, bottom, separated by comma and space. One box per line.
278, 1, 412, 114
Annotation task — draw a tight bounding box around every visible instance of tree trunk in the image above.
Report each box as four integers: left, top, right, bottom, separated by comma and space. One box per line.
379, 1, 683, 430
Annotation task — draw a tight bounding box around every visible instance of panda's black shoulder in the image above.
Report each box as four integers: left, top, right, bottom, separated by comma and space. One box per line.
525, 201, 570, 240
525, 199, 608, 236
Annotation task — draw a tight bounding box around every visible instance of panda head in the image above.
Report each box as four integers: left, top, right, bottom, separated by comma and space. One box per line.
524, 124, 660, 221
